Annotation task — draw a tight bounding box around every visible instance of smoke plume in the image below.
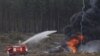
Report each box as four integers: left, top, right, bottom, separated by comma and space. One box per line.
64, 0, 100, 53
64, 0, 100, 43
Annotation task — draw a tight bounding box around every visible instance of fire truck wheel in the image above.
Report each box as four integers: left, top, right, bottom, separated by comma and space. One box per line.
7, 53, 14, 56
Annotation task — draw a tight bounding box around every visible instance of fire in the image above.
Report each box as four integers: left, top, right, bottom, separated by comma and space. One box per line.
66, 34, 84, 53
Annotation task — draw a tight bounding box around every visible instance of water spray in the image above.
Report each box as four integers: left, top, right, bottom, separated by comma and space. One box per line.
22, 30, 57, 44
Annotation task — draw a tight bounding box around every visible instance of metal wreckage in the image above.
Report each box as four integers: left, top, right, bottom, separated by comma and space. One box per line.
46, 0, 100, 54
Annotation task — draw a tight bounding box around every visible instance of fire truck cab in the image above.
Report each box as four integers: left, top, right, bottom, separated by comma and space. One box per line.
6, 44, 28, 56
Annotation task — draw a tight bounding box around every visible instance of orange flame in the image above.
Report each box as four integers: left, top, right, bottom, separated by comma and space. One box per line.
66, 34, 84, 53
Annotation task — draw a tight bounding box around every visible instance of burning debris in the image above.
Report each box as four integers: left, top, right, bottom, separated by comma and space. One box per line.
42, 0, 100, 54
66, 34, 84, 53
63, 0, 100, 53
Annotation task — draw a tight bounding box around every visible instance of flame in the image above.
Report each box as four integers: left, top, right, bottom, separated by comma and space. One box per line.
66, 34, 84, 53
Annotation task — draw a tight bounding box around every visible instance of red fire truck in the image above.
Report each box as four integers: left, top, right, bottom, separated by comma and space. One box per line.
6, 44, 28, 56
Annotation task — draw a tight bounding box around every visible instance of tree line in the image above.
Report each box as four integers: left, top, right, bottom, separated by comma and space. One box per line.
0, 0, 83, 33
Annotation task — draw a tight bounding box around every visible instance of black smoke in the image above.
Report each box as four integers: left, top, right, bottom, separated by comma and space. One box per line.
64, 0, 100, 43
46, 0, 100, 53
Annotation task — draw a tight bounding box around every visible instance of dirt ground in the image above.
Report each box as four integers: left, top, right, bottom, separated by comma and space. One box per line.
1, 51, 100, 56
0, 33, 100, 56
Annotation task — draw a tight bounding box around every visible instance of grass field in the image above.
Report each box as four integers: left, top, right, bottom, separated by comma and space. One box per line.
0, 32, 100, 56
